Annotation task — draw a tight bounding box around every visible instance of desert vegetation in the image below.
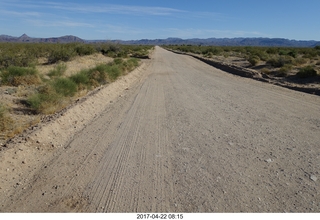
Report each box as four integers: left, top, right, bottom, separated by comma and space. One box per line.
0, 42, 152, 141
163, 45, 320, 78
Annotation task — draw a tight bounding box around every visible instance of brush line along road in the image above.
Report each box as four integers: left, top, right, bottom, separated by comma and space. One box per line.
3, 46, 320, 212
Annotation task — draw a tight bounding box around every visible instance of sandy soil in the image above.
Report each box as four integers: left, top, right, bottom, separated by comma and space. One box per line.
1, 47, 320, 212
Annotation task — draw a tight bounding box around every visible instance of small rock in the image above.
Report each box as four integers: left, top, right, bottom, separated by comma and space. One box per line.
22, 161, 25, 164
265, 158, 273, 163
310, 175, 317, 182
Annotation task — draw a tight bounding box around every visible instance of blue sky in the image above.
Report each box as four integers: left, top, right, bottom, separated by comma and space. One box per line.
1, 0, 320, 41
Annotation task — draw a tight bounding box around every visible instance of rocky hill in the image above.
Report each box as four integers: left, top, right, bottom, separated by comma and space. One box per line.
0, 34, 84, 43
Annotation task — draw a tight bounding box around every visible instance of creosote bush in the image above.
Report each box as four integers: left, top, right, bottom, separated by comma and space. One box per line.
248, 55, 260, 66
1, 66, 41, 86
296, 66, 318, 78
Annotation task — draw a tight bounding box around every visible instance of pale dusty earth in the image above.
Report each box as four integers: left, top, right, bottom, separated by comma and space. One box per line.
1, 46, 320, 212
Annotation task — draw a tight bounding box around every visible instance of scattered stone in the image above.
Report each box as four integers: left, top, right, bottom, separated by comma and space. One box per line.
22, 161, 26, 164
310, 175, 317, 182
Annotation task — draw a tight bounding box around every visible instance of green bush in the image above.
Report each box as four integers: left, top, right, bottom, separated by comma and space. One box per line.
293, 57, 307, 66
106, 65, 120, 81
51, 78, 77, 97
1, 66, 41, 86
296, 66, 318, 78
278, 65, 292, 77
70, 71, 90, 86
47, 45, 76, 64
75, 44, 96, 56
267, 56, 293, 68
27, 91, 63, 114
248, 55, 260, 66
113, 58, 124, 65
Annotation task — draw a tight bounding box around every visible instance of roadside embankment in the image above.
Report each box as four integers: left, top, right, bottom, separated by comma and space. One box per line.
166, 49, 320, 96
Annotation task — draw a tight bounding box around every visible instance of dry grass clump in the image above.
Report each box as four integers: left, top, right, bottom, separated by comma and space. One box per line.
0, 103, 13, 133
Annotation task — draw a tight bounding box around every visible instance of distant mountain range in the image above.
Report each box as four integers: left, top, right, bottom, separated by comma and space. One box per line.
1, 34, 319, 47
0, 34, 84, 43
115, 37, 320, 47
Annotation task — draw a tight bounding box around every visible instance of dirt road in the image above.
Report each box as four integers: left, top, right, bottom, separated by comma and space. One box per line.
1, 46, 320, 212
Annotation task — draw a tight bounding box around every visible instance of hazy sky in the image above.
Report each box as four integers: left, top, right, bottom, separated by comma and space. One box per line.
1, 0, 319, 40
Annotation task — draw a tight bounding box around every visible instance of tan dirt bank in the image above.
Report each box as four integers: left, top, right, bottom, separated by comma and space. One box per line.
1, 46, 320, 212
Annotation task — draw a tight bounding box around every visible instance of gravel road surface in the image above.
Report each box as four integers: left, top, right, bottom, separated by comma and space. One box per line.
1, 46, 320, 212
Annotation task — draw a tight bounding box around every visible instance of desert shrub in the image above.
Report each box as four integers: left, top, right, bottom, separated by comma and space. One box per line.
89, 65, 109, 84
51, 78, 77, 97
255, 51, 269, 61
296, 66, 318, 78
287, 51, 297, 58
122, 58, 139, 72
105, 65, 121, 81
27, 83, 69, 114
266, 48, 279, 54
248, 55, 260, 66
48, 63, 67, 78
98, 43, 122, 57
267, 55, 293, 68
47, 45, 76, 64
75, 44, 96, 56
278, 65, 292, 77
261, 68, 271, 74
114, 58, 124, 65
204, 52, 213, 58
127, 58, 139, 66
1, 66, 41, 86
70, 71, 90, 87
293, 57, 308, 66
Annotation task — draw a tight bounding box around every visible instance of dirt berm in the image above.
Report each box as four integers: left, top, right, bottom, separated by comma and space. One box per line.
168, 49, 320, 96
